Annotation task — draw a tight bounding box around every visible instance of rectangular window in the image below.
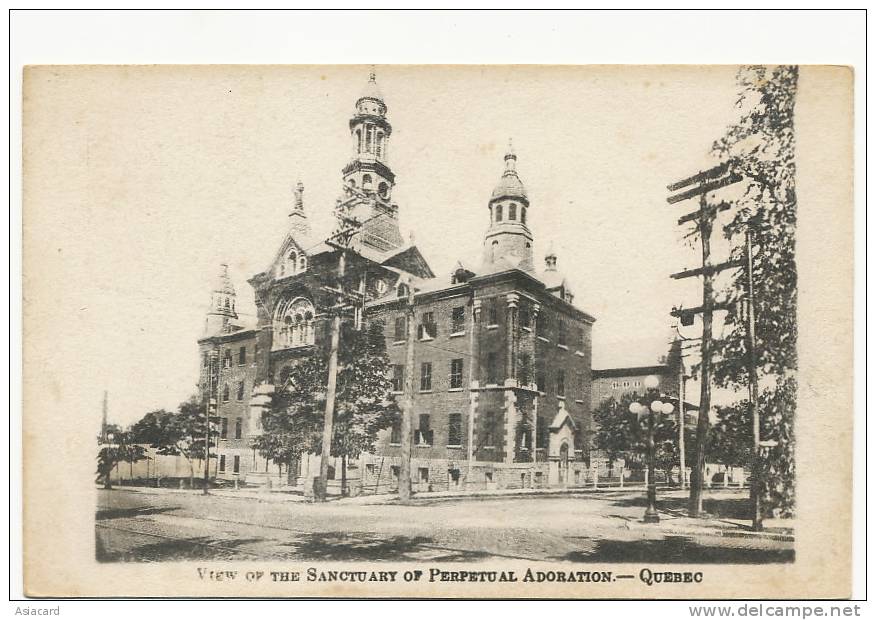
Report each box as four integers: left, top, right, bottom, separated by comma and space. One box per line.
235, 418, 242, 439
486, 352, 499, 384
203, 352, 208, 368
391, 465, 400, 480
418, 311, 437, 340
519, 353, 532, 385
420, 362, 432, 391
450, 358, 464, 389
232, 455, 240, 474
365, 463, 375, 476
536, 312, 547, 338
218, 455, 226, 472
391, 364, 404, 392
394, 315, 406, 341
254, 341, 259, 358
451, 306, 465, 333
536, 369, 546, 393
390, 418, 401, 444
557, 369, 566, 397
419, 467, 429, 483
577, 326, 586, 349
483, 412, 497, 447
488, 301, 499, 326
238, 346, 246, 365
519, 305, 531, 329
222, 384, 230, 402
448, 413, 463, 446
236, 380, 244, 401
558, 321, 567, 346
223, 349, 232, 368
416, 414, 433, 446
220, 418, 228, 439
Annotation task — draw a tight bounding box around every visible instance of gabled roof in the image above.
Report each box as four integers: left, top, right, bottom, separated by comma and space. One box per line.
549, 404, 578, 432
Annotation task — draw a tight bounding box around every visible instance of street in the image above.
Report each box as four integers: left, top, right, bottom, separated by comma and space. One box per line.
96, 487, 794, 564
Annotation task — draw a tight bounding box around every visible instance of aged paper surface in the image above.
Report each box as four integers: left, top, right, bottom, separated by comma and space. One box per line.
22, 65, 853, 598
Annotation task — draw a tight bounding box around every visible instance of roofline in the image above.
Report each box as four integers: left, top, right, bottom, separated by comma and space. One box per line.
592, 365, 670, 379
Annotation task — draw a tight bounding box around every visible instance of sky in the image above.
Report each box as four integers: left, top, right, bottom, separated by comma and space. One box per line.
24, 65, 745, 427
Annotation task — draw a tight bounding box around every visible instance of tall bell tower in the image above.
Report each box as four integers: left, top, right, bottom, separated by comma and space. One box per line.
340, 70, 404, 252
483, 142, 534, 270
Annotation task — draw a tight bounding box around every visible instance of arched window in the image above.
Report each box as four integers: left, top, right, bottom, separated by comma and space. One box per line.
491, 240, 499, 261
521, 206, 527, 225
397, 283, 408, 298
365, 127, 373, 153
496, 204, 503, 222
299, 255, 307, 271
378, 182, 389, 198
362, 174, 373, 191
274, 297, 316, 349
355, 128, 362, 153
508, 203, 517, 221
376, 131, 384, 158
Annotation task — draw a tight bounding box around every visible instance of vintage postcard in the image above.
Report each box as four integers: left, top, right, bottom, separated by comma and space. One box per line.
22, 64, 853, 598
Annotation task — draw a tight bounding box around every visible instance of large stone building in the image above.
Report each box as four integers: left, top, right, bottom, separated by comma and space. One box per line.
197, 72, 596, 492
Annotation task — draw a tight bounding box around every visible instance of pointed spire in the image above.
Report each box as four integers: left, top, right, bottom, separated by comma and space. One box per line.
293, 180, 305, 213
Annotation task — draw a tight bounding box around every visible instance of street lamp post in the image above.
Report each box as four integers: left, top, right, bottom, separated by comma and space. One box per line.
629, 375, 675, 524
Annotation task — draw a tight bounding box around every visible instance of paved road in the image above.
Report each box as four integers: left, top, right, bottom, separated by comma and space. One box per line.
96, 488, 794, 563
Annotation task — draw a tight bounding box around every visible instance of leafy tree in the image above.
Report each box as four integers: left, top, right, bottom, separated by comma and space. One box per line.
708, 376, 796, 516
332, 320, 400, 494
710, 65, 799, 516
96, 429, 146, 489
130, 397, 216, 489
592, 390, 694, 482
253, 320, 398, 495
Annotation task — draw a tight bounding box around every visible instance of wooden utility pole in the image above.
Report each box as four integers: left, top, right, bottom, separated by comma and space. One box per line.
398, 285, 417, 501
315, 250, 346, 501
689, 197, 714, 516
746, 229, 763, 531
667, 163, 743, 518
203, 349, 217, 495
678, 356, 686, 489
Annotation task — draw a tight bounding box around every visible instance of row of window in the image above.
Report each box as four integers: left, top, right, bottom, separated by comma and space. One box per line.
388, 411, 514, 449
219, 417, 244, 440
610, 379, 642, 390
390, 358, 586, 398
391, 303, 586, 348
203, 345, 255, 369
218, 454, 241, 474
213, 380, 247, 403
490, 202, 528, 226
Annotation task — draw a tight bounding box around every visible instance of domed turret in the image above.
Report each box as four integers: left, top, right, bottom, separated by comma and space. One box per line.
483, 142, 534, 269
491, 149, 529, 203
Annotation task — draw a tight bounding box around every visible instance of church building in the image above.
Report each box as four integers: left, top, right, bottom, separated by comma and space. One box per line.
197, 71, 597, 492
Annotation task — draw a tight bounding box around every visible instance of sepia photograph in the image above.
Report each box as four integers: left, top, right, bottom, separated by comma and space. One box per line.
14, 10, 861, 604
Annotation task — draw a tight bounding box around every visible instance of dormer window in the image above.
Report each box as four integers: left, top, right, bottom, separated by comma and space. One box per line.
397, 283, 409, 298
